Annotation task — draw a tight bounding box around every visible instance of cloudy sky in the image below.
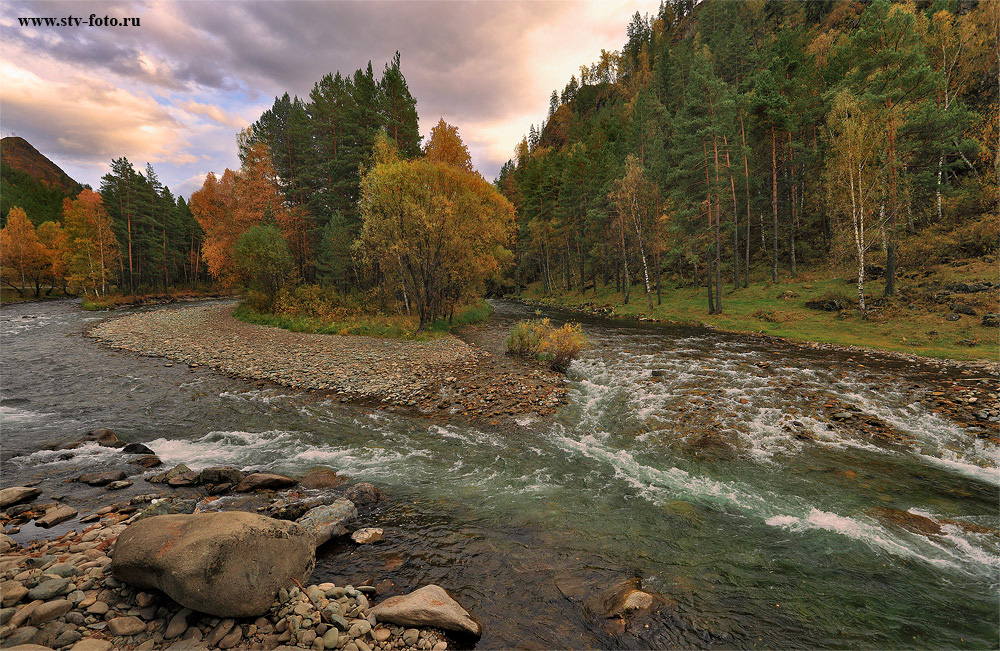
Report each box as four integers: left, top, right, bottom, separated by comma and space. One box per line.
1, 0, 658, 197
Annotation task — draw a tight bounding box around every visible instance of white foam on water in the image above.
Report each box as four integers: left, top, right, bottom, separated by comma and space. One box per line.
0, 406, 50, 423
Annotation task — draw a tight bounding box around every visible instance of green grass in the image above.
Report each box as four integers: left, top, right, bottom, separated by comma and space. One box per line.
233, 301, 494, 341
516, 265, 998, 362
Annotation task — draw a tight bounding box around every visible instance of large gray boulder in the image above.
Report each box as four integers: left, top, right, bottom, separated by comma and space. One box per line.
110, 511, 315, 617
296, 499, 357, 546
369, 585, 480, 636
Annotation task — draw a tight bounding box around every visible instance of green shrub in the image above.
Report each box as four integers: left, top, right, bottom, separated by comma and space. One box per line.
505, 317, 588, 371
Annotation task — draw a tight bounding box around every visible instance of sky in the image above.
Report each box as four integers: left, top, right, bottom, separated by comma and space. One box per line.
1, 0, 659, 198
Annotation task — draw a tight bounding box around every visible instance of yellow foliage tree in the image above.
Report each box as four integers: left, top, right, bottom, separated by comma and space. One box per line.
423, 119, 473, 171
359, 150, 514, 329
62, 190, 120, 297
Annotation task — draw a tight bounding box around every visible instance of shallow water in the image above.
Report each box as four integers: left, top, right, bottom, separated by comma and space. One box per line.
2, 299, 997, 649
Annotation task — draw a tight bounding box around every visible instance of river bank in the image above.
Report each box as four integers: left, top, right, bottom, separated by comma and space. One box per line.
86, 303, 566, 423
0, 438, 472, 651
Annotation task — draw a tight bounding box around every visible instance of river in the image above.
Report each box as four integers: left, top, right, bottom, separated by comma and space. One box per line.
2, 299, 997, 649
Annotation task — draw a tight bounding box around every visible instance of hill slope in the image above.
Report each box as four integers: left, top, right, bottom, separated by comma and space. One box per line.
1, 137, 82, 225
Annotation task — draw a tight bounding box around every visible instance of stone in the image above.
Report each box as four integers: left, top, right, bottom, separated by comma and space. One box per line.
218, 625, 243, 648
107, 615, 146, 636
343, 483, 382, 506
166, 471, 200, 487
372, 628, 390, 643
136, 499, 196, 520
110, 511, 315, 617
981, 313, 999, 328
3, 626, 40, 647
86, 601, 109, 615
368, 585, 480, 636
296, 500, 358, 546
350, 528, 384, 545
146, 463, 192, 484
233, 472, 298, 492
163, 608, 191, 639
198, 467, 245, 486
299, 467, 347, 490
2, 581, 28, 606
70, 640, 114, 651
122, 443, 156, 455
106, 480, 133, 491
34, 504, 77, 528
78, 471, 127, 486
27, 578, 71, 601
205, 618, 235, 646
584, 577, 663, 622
952, 303, 977, 316
0, 486, 42, 508
402, 629, 419, 646
129, 455, 162, 468
29, 599, 71, 625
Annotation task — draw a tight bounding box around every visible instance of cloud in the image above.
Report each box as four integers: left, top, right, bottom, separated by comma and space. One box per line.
1, 0, 660, 190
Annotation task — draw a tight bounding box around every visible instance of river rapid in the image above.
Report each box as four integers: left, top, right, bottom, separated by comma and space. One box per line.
2, 299, 997, 649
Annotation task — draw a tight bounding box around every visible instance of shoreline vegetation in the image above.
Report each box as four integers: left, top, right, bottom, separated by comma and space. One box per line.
510, 259, 999, 365
233, 300, 494, 341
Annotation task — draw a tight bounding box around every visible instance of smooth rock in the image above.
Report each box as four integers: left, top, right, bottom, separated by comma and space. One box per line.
299, 468, 347, 490
110, 511, 315, 617
107, 615, 146, 636
26, 578, 71, 601
0, 487, 42, 508
105, 480, 133, 491
129, 455, 162, 468
350, 528, 384, 545
35, 505, 77, 528
296, 500, 358, 546
28, 599, 71, 626
233, 472, 298, 493
163, 608, 191, 639
205, 618, 235, 646
2, 581, 28, 607
147, 463, 191, 484
368, 585, 480, 636
70, 640, 114, 651
46, 428, 123, 451
78, 471, 127, 486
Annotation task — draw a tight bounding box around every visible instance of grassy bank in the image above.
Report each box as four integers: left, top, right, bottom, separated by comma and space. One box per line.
516, 260, 998, 362
234, 300, 493, 341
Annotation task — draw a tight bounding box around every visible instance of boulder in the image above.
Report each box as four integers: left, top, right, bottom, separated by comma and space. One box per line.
107, 616, 146, 636
121, 443, 155, 455
296, 499, 357, 546
233, 472, 297, 492
35, 505, 77, 528
147, 463, 192, 484
105, 480, 133, 490
583, 577, 664, 635
0, 486, 41, 508
129, 455, 162, 468
110, 511, 315, 617
166, 471, 200, 487
77, 471, 127, 486
299, 467, 347, 490
198, 467, 245, 486
952, 303, 977, 316
344, 482, 383, 506
369, 585, 480, 636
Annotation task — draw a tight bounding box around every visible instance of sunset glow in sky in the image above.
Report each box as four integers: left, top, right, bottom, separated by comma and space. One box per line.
1, 0, 659, 196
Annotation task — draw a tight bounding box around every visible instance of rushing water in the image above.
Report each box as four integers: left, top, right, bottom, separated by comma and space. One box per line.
2, 299, 998, 649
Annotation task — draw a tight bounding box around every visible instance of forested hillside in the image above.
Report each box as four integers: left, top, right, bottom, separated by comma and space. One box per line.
498, 0, 998, 316
1, 137, 82, 226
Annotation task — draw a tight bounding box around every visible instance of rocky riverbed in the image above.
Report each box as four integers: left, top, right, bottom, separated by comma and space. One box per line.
87, 304, 565, 422
1, 430, 478, 651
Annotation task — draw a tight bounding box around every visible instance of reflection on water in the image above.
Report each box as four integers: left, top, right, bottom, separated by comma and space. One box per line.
2, 299, 997, 649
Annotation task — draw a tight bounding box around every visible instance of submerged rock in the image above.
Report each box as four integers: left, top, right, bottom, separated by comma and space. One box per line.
296, 499, 357, 546
351, 527, 384, 544
298, 467, 347, 489
344, 482, 383, 506
121, 442, 156, 455
45, 427, 123, 450
111, 511, 315, 617
369, 584, 481, 636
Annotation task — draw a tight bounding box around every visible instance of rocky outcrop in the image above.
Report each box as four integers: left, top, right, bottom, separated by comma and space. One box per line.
296, 500, 357, 546
369, 585, 481, 636
110, 511, 315, 617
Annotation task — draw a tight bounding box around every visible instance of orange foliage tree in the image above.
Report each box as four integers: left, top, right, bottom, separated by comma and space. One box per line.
1, 207, 49, 296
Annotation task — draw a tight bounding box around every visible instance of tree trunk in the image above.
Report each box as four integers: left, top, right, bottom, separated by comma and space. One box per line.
723, 135, 740, 289
740, 111, 750, 288
771, 126, 779, 284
